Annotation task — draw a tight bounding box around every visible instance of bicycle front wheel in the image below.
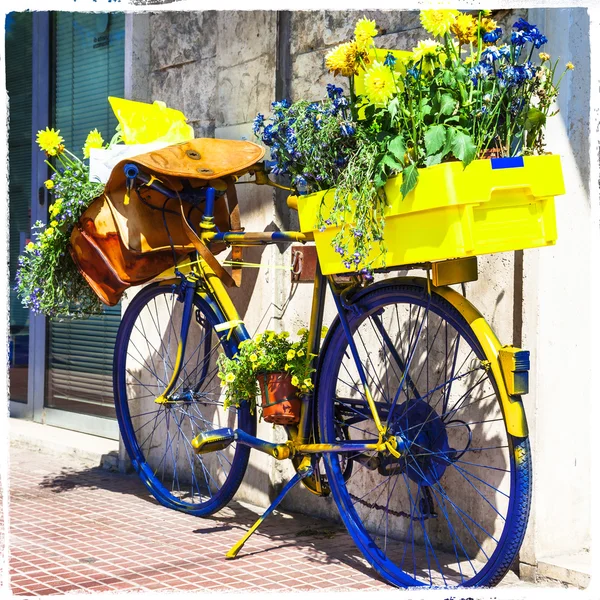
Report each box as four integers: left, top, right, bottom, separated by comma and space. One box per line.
317, 282, 531, 588
114, 282, 255, 516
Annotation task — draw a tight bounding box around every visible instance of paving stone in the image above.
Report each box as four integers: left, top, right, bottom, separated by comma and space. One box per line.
9, 443, 546, 593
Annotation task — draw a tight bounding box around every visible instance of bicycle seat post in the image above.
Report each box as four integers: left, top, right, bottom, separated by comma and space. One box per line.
200, 186, 216, 231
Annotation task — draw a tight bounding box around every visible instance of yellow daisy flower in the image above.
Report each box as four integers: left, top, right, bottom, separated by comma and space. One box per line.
297, 349, 305, 358
45, 227, 55, 237
325, 41, 359, 77
36, 127, 64, 154
50, 220, 58, 227
291, 375, 299, 387
249, 353, 258, 362
539, 52, 550, 62
355, 17, 377, 50
480, 17, 498, 34
420, 9, 460, 37
303, 378, 313, 389
451, 13, 477, 45
287, 349, 296, 360
44, 179, 54, 190
566, 62, 575, 70
321, 326, 328, 338
412, 40, 443, 74
225, 372, 235, 383
297, 328, 308, 336
26, 242, 35, 251
363, 61, 396, 105
82, 128, 105, 159
254, 333, 263, 343
280, 331, 290, 338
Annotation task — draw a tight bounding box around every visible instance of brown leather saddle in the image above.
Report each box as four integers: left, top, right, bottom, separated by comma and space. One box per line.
70, 138, 265, 306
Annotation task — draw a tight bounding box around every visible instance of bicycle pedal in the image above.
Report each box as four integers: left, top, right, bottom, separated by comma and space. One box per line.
191, 428, 235, 454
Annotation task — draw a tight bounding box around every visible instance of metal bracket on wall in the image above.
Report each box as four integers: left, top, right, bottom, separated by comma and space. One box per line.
291, 245, 318, 282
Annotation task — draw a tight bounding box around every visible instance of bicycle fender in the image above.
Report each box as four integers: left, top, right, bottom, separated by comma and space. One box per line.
352, 276, 528, 438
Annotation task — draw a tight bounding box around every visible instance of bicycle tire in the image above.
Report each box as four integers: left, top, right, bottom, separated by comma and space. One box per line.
114, 282, 255, 516
317, 282, 531, 587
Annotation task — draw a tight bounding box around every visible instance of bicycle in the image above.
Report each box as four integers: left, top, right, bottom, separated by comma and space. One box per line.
112, 160, 532, 589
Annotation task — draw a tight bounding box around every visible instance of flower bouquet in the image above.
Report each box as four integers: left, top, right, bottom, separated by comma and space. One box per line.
256, 10, 572, 275
15, 128, 109, 317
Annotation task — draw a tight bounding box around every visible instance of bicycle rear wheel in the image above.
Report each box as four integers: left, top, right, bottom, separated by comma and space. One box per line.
114, 281, 255, 516
317, 282, 531, 587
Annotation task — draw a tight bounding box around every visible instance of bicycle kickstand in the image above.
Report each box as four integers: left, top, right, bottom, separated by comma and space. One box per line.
225, 456, 314, 560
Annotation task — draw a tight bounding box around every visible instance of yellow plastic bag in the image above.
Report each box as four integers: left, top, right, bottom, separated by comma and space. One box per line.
108, 97, 194, 145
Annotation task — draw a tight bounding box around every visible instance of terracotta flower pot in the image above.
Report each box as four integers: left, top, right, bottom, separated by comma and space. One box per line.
256, 372, 301, 425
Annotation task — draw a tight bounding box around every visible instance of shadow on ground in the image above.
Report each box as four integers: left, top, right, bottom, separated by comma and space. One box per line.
35, 462, 387, 584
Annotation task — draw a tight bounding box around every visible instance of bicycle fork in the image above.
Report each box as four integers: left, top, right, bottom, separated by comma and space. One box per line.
154, 276, 197, 405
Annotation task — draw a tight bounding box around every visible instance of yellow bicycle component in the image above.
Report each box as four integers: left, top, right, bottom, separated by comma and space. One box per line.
214, 319, 245, 341
433, 282, 528, 438
499, 346, 530, 396
294, 154, 564, 276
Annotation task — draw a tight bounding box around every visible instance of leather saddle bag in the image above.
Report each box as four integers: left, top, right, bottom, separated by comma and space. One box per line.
69, 138, 264, 306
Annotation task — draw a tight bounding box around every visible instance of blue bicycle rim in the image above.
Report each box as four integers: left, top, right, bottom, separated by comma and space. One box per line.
114, 283, 255, 516
317, 283, 531, 588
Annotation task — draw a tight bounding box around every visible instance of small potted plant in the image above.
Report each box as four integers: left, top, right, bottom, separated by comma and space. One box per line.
217, 328, 318, 425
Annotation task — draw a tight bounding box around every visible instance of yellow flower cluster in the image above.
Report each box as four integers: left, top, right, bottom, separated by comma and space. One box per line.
326, 41, 360, 77
36, 127, 64, 156
451, 13, 477, 45
83, 128, 105, 159
326, 16, 377, 78
420, 9, 460, 37
363, 62, 396, 105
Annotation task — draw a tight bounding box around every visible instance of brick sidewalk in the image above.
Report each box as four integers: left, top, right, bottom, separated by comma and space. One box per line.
9, 444, 530, 594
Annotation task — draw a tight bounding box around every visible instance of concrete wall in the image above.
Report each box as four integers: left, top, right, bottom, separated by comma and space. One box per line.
518, 7, 593, 577
124, 8, 593, 577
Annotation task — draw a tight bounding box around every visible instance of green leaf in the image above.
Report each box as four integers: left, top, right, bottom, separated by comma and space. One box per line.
374, 171, 388, 188
425, 152, 443, 167
440, 93, 457, 116
451, 130, 476, 166
424, 125, 446, 155
455, 66, 467, 82
442, 70, 456, 87
388, 135, 406, 162
382, 154, 404, 171
400, 164, 419, 199
524, 107, 546, 131
388, 97, 399, 121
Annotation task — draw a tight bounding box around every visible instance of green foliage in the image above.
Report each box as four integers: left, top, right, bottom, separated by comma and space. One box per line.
15, 147, 105, 318
217, 328, 323, 414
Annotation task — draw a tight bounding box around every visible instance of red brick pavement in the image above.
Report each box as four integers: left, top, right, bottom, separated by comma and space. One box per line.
9, 444, 533, 594
9, 445, 394, 594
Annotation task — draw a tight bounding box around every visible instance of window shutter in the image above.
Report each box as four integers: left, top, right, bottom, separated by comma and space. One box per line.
46, 12, 125, 418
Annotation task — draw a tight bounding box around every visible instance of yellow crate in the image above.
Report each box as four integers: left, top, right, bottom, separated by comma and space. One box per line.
293, 154, 565, 276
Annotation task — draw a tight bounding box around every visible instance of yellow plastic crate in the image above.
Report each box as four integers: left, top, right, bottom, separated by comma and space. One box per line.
293, 154, 565, 276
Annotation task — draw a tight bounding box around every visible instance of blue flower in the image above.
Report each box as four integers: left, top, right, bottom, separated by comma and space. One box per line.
532, 31, 548, 48
343, 261, 352, 269
469, 63, 493, 84
339, 122, 355, 137
262, 124, 275, 145
252, 113, 265, 134
271, 99, 290, 110
513, 17, 534, 32
384, 52, 397, 68
483, 27, 502, 44
407, 67, 420, 80
326, 84, 343, 99
481, 46, 502, 64
511, 30, 528, 46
